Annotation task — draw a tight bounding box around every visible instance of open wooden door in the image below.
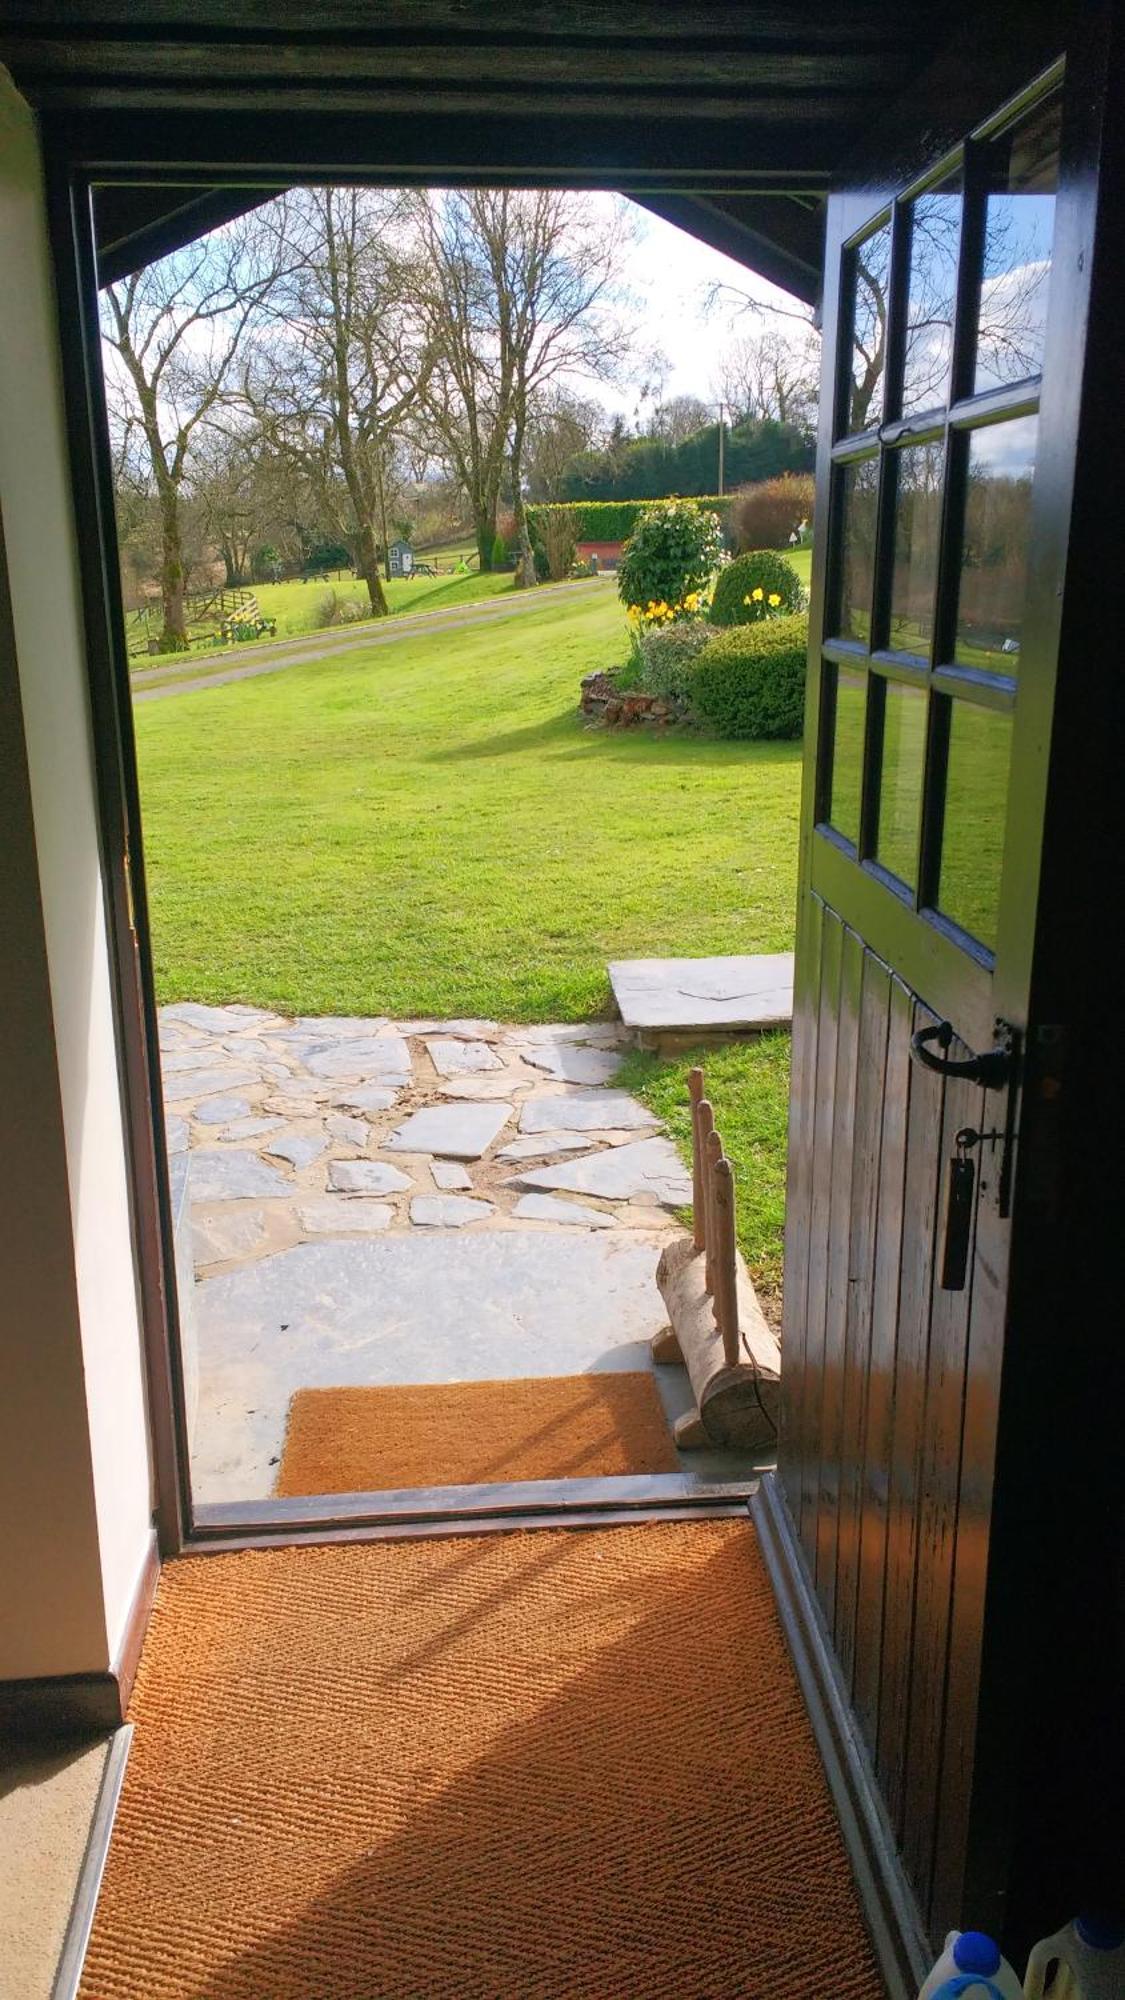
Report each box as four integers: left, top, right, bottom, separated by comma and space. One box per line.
757, 45, 1113, 1976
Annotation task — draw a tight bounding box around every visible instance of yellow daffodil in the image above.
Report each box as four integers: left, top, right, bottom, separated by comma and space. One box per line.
768, 592, 782, 607
752, 587, 764, 601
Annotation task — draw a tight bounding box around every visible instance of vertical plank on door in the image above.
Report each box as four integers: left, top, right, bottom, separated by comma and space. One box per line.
853, 974, 913, 1747
929, 1120, 1010, 1934
798, 906, 844, 1556
816, 922, 864, 1626
902, 1058, 985, 1900
834, 948, 892, 1694
878, 996, 945, 1834
779, 892, 825, 1518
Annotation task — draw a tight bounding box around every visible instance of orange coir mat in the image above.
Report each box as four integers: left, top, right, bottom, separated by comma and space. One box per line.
79, 1520, 882, 1999
272, 1371, 681, 1495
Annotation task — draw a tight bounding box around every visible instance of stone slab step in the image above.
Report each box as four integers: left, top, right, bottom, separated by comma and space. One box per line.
608, 953, 794, 1046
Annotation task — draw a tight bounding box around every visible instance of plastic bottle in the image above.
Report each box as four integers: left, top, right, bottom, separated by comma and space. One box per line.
1024, 1914, 1125, 1999
918, 1930, 1024, 2000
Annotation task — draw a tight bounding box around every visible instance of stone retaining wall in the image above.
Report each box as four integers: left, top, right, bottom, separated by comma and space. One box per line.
579, 671, 677, 728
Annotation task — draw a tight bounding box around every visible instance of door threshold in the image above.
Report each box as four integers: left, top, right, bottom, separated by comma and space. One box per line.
188, 1470, 770, 1551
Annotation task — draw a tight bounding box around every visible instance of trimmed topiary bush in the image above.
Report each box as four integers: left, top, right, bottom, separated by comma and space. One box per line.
617, 499, 724, 614
690, 615, 809, 739
708, 549, 805, 628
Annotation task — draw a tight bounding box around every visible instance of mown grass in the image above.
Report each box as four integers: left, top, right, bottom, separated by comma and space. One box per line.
248, 566, 512, 636
135, 585, 801, 1022
617, 1034, 791, 1312
130, 566, 515, 668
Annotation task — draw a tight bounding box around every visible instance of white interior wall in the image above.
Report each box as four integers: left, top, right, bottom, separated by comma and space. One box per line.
0, 68, 154, 1678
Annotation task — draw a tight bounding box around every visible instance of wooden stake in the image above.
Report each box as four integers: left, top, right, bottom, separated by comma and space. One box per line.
712, 1157, 740, 1368
704, 1125, 722, 1297
688, 1067, 706, 1252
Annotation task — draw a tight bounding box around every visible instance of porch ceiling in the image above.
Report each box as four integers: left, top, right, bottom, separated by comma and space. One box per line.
1, 1, 977, 302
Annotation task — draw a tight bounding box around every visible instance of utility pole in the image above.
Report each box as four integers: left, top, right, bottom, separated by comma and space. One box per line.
717, 400, 725, 496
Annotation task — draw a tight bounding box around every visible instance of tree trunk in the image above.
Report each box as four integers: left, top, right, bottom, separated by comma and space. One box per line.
475, 514, 495, 572
158, 489, 188, 650
355, 519, 390, 616
510, 427, 537, 590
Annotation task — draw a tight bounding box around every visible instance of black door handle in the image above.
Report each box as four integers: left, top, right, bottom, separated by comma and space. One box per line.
910, 1019, 1012, 1089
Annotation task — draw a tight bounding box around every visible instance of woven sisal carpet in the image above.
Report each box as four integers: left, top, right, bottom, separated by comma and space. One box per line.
274, 1372, 681, 1495
79, 1522, 882, 1999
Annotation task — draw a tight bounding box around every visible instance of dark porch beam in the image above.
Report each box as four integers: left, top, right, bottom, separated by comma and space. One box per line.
634, 192, 823, 308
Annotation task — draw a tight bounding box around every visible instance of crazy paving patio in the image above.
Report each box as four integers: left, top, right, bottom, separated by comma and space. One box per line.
159, 1003, 766, 1503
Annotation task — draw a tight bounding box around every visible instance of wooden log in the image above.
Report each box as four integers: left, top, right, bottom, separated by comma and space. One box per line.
688, 1066, 706, 1252
655, 1232, 781, 1450
712, 1156, 740, 1369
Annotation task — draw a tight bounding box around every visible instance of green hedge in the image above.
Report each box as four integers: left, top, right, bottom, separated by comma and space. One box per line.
527, 496, 734, 544
690, 615, 809, 739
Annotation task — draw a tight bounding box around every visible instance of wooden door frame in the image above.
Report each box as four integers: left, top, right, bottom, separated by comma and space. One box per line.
756, 4, 1125, 1972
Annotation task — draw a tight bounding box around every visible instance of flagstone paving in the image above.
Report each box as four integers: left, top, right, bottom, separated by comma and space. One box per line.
161, 1004, 764, 1500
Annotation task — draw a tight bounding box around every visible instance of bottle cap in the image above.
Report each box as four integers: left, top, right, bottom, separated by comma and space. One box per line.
1076, 1913, 1125, 1951
953, 1933, 1002, 1977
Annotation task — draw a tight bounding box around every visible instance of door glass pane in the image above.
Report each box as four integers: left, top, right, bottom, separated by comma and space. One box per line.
938, 701, 1012, 947
955, 415, 1038, 673
902, 173, 963, 417
876, 680, 927, 888
828, 665, 867, 844
836, 456, 878, 642
975, 94, 1060, 393
847, 220, 892, 434
889, 441, 944, 656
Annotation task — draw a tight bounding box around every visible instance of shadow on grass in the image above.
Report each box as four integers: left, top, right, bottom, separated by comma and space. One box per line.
426, 708, 804, 767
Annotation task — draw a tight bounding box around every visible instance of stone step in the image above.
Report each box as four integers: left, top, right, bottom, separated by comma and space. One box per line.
607, 953, 794, 1051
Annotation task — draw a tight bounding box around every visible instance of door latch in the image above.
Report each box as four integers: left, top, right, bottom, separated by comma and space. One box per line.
910, 1017, 1015, 1089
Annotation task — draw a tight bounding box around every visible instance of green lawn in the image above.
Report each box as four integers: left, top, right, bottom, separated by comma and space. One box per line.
248, 566, 512, 637
137, 581, 802, 1286
137, 585, 801, 1019
129, 567, 516, 668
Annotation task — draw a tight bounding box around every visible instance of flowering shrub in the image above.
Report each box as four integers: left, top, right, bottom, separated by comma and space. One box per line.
634, 618, 714, 705
624, 587, 708, 631
708, 549, 805, 628
617, 500, 723, 614
220, 612, 278, 643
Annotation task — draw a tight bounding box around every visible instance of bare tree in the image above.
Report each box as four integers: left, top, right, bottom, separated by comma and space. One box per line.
717, 325, 821, 435
412, 189, 635, 580
101, 208, 288, 649
650, 393, 712, 446
524, 388, 606, 502
245, 188, 434, 616
189, 427, 266, 586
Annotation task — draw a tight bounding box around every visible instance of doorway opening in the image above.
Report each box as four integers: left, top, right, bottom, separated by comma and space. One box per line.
87, 171, 816, 1540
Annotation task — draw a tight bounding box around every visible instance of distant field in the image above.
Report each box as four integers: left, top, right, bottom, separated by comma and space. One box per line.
128, 566, 514, 666
249, 568, 511, 636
